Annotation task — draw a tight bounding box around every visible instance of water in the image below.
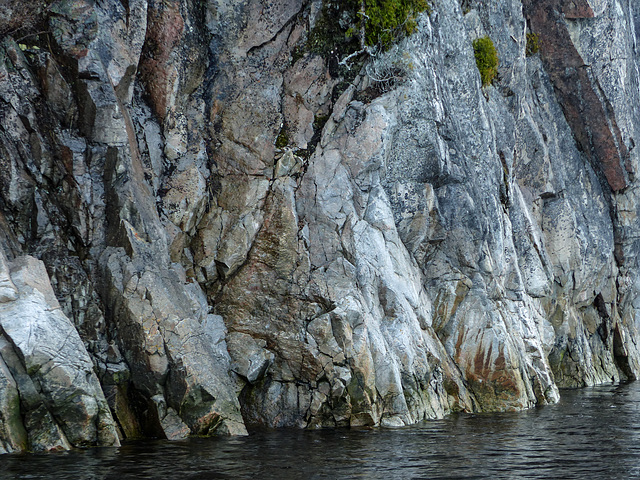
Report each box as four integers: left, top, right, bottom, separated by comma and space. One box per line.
5, 383, 640, 480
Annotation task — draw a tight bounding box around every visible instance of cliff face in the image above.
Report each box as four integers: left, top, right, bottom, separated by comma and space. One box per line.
1, 0, 640, 452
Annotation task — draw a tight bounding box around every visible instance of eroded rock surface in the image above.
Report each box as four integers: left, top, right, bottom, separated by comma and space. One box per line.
1, 0, 640, 451
0, 254, 119, 452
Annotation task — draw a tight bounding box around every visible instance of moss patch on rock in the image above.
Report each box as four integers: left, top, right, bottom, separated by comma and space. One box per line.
473, 36, 499, 87
351, 0, 431, 48
526, 32, 539, 57
275, 127, 290, 149
308, 0, 430, 61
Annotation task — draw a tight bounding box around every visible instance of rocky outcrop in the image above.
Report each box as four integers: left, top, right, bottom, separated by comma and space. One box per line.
0, 253, 119, 452
1, 0, 640, 451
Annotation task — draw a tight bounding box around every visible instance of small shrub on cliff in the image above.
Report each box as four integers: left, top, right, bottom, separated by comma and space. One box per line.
526, 33, 539, 56
310, 0, 431, 69
350, 0, 431, 48
473, 36, 499, 87
364, 47, 414, 93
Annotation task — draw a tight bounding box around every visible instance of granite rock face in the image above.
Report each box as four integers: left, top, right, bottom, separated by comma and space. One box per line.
0, 254, 119, 452
1, 0, 640, 450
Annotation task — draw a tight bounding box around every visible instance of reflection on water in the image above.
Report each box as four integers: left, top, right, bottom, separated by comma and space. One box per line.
5, 383, 640, 479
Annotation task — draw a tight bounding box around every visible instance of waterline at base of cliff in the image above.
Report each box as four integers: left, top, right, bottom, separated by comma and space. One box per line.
4, 382, 640, 479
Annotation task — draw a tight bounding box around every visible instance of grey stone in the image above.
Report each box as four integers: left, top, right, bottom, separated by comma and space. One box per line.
227, 332, 275, 384
0, 346, 27, 453
0, 256, 119, 450
0, 250, 17, 303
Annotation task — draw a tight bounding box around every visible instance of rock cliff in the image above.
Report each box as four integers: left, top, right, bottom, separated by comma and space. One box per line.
1, 0, 640, 451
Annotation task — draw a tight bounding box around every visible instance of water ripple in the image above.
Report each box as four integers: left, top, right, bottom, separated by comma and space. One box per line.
5, 383, 640, 480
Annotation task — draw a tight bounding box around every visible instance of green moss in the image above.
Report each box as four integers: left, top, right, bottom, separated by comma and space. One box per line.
275, 128, 289, 149
307, 0, 430, 61
353, 0, 431, 48
526, 32, 539, 57
313, 114, 330, 131
307, 2, 359, 58
26, 364, 41, 376
473, 36, 499, 87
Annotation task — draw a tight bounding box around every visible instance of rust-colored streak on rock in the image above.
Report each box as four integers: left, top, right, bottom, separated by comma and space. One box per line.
524, 0, 629, 192
560, 0, 594, 19
473, 346, 487, 378
138, 0, 185, 119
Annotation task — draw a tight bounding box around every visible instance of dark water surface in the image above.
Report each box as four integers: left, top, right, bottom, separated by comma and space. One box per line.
5, 382, 640, 479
